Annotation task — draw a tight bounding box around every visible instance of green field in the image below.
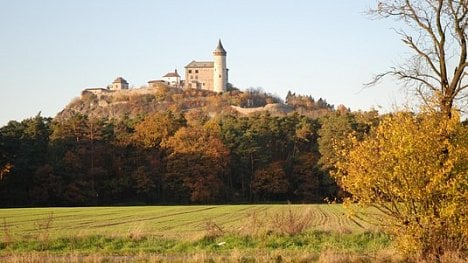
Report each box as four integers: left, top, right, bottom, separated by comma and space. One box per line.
0, 205, 400, 262
0, 205, 376, 239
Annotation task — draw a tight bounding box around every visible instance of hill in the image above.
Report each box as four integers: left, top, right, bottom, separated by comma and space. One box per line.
56, 85, 335, 121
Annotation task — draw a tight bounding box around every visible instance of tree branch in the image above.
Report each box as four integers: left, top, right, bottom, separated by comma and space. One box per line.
402, 35, 441, 76
404, 0, 441, 45
435, 0, 449, 95
448, 1, 467, 97
370, 0, 467, 116
394, 71, 439, 91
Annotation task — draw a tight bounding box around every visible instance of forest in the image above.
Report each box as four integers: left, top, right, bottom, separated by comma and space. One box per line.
0, 91, 378, 206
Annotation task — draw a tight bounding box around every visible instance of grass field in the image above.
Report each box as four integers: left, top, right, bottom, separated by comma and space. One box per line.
0, 205, 401, 262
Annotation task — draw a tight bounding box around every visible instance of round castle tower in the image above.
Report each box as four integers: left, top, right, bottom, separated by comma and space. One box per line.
213, 40, 227, 93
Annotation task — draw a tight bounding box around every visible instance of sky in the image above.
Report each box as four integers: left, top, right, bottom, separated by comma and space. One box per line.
0, 0, 411, 125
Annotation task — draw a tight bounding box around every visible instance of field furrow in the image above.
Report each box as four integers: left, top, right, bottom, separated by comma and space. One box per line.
0, 204, 378, 239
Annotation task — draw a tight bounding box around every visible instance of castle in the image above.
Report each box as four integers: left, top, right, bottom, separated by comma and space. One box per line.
83, 40, 228, 95
184, 40, 228, 92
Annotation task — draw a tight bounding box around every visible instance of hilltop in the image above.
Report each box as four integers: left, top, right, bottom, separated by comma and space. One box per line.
56, 84, 336, 121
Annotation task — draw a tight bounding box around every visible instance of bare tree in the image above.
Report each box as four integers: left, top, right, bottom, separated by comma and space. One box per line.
369, 0, 467, 117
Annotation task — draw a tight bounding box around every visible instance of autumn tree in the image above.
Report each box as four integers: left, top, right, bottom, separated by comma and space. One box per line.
345, 1, 467, 259
164, 125, 230, 203
251, 161, 289, 201
0, 163, 12, 181
131, 112, 185, 202
133, 112, 184, 148
334, 111, 467, 259
131, 166, 157, 201
369, 0, 467, 117
30, 164, 63, 205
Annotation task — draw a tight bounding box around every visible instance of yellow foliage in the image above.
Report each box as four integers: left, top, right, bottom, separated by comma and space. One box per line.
0, 163, 12, 180
133, 113, 181, 148
334, 111, 467, 258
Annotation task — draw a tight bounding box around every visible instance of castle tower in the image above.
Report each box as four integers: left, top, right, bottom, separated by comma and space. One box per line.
213, 40, 227, 93
111, 77, 129, 91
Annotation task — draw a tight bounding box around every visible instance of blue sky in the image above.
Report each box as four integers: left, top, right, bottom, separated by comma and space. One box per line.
0, 0, 409, 125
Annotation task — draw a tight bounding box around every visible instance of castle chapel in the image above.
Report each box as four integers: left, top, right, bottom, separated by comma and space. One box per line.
184, 40, 228, 92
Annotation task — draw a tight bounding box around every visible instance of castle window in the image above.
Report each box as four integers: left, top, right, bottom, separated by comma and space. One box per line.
189, 70, 192, 73
195, 75, 198, 79
219, 75, 221, 78
190, 76, 193, 79
195, 70, 199, 73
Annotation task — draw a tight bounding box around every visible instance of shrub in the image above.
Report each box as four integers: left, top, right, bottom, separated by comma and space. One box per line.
1, 218, 13, 246
334, 111, 467, 260
35, 212, 55, 250
271, 206, 313, 236
204, 219, 224, 240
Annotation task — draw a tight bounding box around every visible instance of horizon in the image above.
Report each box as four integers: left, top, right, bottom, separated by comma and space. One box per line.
1, 0, 409, 125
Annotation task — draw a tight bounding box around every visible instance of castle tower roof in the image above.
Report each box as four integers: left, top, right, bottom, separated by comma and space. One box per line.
213, 40, 227, 56
113, 77, 128, 84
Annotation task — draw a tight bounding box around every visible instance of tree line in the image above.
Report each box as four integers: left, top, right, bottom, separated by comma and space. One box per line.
0, 110, 377, 207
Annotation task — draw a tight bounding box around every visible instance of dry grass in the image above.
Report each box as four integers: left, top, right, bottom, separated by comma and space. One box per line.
322, 224, 354, 235
413, 251, 467, 263
203, 219, 224, 239
127, 223, 146, 241
237, 210, 270, 237
1, 218, 13, 246
0, 249, 410, 263
237, 206, 314, 237
271, 206, 313, 236
34, 212, 54, 246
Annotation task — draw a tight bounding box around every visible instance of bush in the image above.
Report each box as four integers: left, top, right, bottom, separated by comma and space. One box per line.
334, 111, 467, 260
271, 206, 312, 236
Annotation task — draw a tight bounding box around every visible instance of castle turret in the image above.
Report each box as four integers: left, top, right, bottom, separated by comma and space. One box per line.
111, 77, 129, 91
213, 40, 227, 93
